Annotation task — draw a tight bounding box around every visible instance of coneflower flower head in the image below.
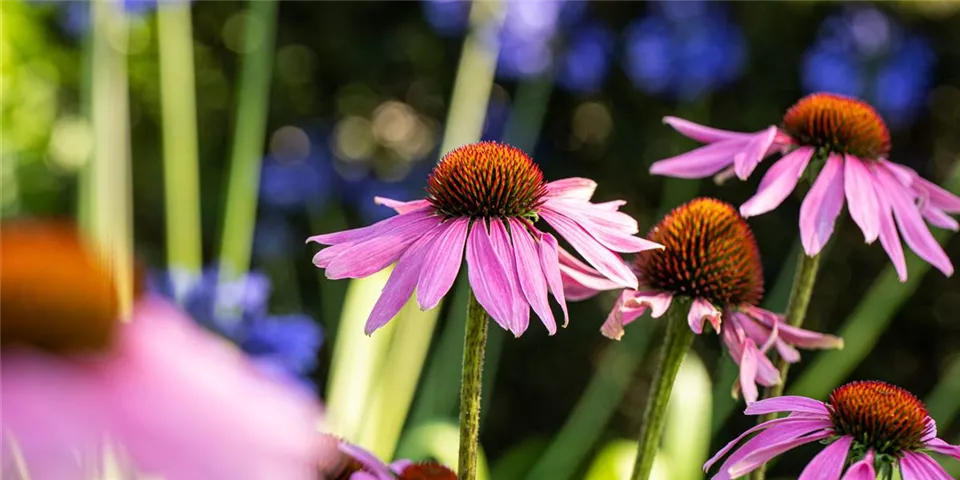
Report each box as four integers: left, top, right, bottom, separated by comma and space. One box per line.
705, 380, 960, 479
308, 141, 662, 337
650, 92, 960, 281
565, 198, 841, 404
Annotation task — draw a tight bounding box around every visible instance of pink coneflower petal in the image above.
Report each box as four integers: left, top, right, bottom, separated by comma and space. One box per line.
798, 435, 853, 480
733, 126, 779, 180
539, 210, 637, 289
374, 197, 432, 214
913, 176, 960, 213
544, 178, 597, 201
799, 153, 846, 256
743, 395, 830, 417
649, 140, 745, 178
324, 215, 440, 279
306, 207, 433, 246
925, 437, 960, 460
875, 167, 954, 277
509, 219, 557, 335
488, 219, 531, 335
339, 442, 394, 479
663, 116, 754, 144
728, 429, 833, 478
714, 421, 832, 480
687, 298, 721, 334
623, 291, 674, 318
843, 155, 881, 243
744, 307, 843, 350
703, 416, 798, 473
539, 233, 570, 327
841, 450, 875, 480
599, 290, 651, 340
542, 205, 662, 253
416, 218, 470, 311
740, 146, 814, 217
899, 451, 954, 480
557, 246, 623, 301
546, 198, 640, 234
466, 221, 519, 335
739, 340, 760, 404
365, 228, 439, 334
920, 204, 959, 231
871, 177, 909, 281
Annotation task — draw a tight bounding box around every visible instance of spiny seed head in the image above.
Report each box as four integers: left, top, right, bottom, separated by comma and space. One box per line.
782, 92, 891, 160
398, 462, 457, 480
635, 198, 763, 307
426, 141, 546, 219
828, 380, 930, 455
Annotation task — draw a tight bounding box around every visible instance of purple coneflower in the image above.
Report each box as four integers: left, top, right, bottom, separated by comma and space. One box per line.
564, 197, 842, 404
317, 435, 455, 480
706, 380, 960, 479
649, 92, 960, 280
307, 141, 662, 337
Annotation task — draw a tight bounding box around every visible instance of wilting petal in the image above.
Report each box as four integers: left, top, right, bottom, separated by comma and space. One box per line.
623, 291, 673, 318
365, 227, 440, 334
871, 174, 909, 281
740, 146, 814, 217
539, 233, 569, 327
798, 435, 852, 480
488, 219, 530, 336
540, 210, 638, 289
728, 430, 832, 478
324, 215, 441, 279
733, 126, 779, 180
687, 298, 721, 334
841, 450, 876, 480
600, 290, 649, 340
416, 218, 469, 311
373, 197, 432, 214
466, 221, 519, 335
306, 208, 432, 245
509, 219, 556, 335
663, 116, 754, 144
744, 396, 830, 417
876, 167, 954, 277
739, 340, 760, 405
899, 451, 954, 480
800, 153, 845, 255
544, 178, 597, 201
844, 155, 880, 243
649, 139, 746, 179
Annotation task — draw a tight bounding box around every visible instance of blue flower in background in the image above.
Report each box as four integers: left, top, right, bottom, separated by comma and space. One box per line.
556, 21, 615, 94
151, 268, 323, 390
802, 6, 935, 127
259, 138, 336, 211
56, 0, 164, 38
623, 0, 746, 100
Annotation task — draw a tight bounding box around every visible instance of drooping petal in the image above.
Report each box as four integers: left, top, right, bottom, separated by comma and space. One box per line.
844, 155, 881, 243
509, 219, 556, 335
416, 218, 470, 311
600, 290, 650, 340
876, 166, 954, 277
373, 197, 432, 214
339, 442, 395, 480
324, 214, 439, 279
871, 173, 909, 281
728, 430, 833, 478
466, 221, 520, 334
543, 178, 597, 201
544, 198, 639, 234
663, 116, 754, 144
558, 246, 624, 301
739, 339, 760, 405
702, 416, 823, 474
920, 204, 959, 231
711, 421, 833, 480
623, 291, 673, 318
744, 306, 844, 350
840, 450, 876, 480
539, 210, 638, 289
649, 139, 747, 179
798, 435, 852, 480
733, 126, 779, 180
924, 437, 960, 461
687, 298, 721, 335
899, 451, 954, 480
913, 176, 960, 213
541, 205, 663, 253
740, 146, 815, 217
365, 227, 440, 334
488, 219, 530, 336
799, 153, 845, 255
539, 233, 569, 327
306, 208, 433, 245
744, 396, 830, 417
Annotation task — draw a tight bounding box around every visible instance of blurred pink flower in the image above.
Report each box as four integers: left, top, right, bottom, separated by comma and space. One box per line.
705, 381, 960, 479
307, 141, 662, 337
650, 92, 960, 281
316, 434, 455, 479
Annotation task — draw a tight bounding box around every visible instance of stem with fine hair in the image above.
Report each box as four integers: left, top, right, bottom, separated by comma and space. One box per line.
750, 251, 821, 480
629, 303, 695, 480
458, 290, 489, 480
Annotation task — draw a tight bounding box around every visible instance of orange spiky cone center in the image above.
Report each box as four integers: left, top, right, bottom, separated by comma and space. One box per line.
828, 381, 930, 455
782, 93, 891, 160
634, 197, 764, 307
398, 462, 458, 480
426, 141, 546, 219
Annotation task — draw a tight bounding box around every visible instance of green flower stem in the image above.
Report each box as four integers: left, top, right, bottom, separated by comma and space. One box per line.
459, 290, 490, 480
629, 304, 695, 480
750, 251, 822, 480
